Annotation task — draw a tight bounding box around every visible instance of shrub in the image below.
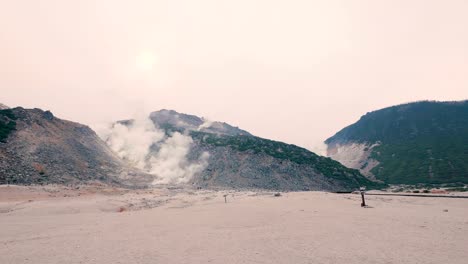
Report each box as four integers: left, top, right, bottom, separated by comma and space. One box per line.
0, 109, 17, 143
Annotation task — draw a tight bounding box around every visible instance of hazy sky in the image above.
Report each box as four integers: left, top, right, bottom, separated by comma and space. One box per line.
1, 0, 467, 151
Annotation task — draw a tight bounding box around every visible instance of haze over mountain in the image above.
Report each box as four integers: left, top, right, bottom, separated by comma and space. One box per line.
326, 100, 468, 185
2, 1, 467, 151
101, 109, 380, 191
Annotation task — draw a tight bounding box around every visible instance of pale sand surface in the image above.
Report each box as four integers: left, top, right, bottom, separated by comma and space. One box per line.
1, 185, 467, 264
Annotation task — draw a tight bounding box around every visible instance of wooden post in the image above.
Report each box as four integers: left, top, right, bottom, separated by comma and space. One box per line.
360, 187, 366, 207
224, 194, 228, 203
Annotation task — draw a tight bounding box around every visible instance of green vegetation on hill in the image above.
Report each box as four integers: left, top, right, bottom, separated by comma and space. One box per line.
326, 100, 468, 184
191, 131, 383, 189
0, 109, 17, 143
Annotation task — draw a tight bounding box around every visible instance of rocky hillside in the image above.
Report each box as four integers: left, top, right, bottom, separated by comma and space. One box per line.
0, 107, 152, 186
149, 109, 252, 136
120, 110, 381, 191
326, 100, 468, 184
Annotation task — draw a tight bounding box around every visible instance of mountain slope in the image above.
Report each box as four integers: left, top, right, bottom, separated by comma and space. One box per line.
131, 110, 381, 191
0, 107, 151, 186
149, 109, 252, 136
325, 100, 468, 184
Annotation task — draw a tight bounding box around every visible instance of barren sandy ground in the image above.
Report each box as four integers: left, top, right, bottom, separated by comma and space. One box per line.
1, 185, 467, 264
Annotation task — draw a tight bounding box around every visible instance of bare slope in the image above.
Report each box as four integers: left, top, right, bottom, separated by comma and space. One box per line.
147, 110, 381, 191
0, 107, 151, 186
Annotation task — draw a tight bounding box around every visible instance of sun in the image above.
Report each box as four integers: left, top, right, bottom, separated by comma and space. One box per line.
135, 51, 157, 71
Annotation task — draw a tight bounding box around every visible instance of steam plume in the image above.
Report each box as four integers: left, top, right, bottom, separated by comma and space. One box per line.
197, 118, 213, 131
96, 114, 209, 184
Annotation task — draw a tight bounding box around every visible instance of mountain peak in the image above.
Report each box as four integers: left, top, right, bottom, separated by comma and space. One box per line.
149, 109, 252, 136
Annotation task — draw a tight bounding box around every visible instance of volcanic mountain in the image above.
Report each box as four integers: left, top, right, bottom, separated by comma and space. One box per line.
1, 106, 380, 191
326, 100, 468, 185
108, 109, 381, 191
0, 107, 151, 186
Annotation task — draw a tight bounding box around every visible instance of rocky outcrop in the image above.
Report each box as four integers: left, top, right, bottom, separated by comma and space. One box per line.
149, 109, 252, 136
326, 142, 380, 180
0, 107, 152, 187
189, 138, 374, 191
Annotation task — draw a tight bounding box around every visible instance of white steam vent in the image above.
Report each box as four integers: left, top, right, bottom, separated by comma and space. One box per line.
96, 114, 209, 185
